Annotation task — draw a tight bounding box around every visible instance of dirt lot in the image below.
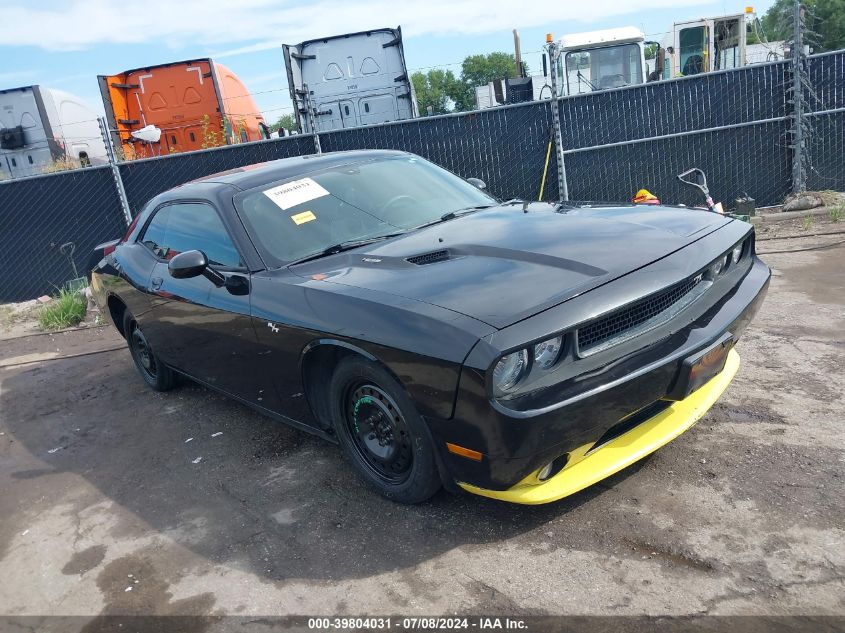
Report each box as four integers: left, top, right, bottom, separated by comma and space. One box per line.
0, 229, 842, 624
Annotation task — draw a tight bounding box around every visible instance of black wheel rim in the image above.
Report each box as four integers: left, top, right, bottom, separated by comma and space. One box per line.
344, 383, 413, 484
130, 324, 157, 381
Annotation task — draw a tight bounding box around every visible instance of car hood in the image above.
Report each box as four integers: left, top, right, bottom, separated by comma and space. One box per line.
291, 203, 731, 329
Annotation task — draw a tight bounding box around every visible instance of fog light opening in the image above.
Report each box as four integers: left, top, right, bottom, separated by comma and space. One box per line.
537, 454, 569, 481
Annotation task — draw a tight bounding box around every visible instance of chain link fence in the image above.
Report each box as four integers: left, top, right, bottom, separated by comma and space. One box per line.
320, 100, 559, 203
558, 61, 794, 207
805, 51, 845, 193
1, 49, 843, 302
117, 134, 318, 217
0, 166, 127, 302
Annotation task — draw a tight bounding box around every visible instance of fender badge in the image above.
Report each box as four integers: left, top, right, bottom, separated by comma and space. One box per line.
267, 322, 279, 333
362, 257, 382, 263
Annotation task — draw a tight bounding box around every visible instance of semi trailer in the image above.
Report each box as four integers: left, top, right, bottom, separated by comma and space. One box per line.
0, 85, 107, 179
284, 27, 418, 133
99, 59, 267, 158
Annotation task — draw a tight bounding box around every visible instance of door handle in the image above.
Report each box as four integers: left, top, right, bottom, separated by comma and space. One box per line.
151, 277, 163, 290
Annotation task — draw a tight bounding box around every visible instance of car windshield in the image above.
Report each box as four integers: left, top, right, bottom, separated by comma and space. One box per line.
235, 155, 496, 266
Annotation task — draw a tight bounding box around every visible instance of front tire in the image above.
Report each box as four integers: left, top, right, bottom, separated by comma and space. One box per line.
329, 357, 442, 504
123, 312, 175, 392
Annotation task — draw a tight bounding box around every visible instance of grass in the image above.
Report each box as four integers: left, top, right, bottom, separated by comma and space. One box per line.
829, 206, 843, 222
41, 157, 84, 174
0, 305, 23, 331
801, 215, 815, 231
0, 301, 41, 333
38, 288, 87, 331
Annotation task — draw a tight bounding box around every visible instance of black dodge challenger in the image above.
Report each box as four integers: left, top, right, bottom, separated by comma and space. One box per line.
90, 150, 770, 504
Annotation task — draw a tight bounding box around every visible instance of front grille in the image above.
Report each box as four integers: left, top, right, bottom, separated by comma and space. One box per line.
577, 273, 704, 354
406, 250, 449, 265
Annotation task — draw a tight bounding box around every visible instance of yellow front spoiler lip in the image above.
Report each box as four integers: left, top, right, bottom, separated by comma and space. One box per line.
458, 349, 740, 505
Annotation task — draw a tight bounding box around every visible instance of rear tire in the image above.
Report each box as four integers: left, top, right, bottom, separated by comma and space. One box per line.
123, 312, 175, 392
329, 356, 442, 504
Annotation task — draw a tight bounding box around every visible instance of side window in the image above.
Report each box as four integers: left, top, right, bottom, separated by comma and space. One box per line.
140, 206, 171, 259
140, 203, 243, 268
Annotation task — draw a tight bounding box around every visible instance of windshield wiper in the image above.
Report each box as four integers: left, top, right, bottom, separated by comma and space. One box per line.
440, 203, 500, 221
288, 232, 406, 266
409, 204, 498, 231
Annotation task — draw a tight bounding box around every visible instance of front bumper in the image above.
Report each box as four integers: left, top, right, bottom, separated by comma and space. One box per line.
426, 254, 770, 499
458, 348, 739, 504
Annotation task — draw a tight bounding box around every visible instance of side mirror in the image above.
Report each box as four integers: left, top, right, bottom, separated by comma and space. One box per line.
168, 250, 225, 286
169, 250, 208, 279
467, 177, 487, 190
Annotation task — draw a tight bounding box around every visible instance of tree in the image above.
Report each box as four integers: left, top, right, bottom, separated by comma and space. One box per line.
270, 114, 297, 133
451, 52, 524, 111
758, 0, 845, 53
411, 69, 460, 115
412, 52, 527, 114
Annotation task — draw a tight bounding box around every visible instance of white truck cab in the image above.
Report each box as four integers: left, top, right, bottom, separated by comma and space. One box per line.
556, 27, 648, 95
663, 12, 752, 78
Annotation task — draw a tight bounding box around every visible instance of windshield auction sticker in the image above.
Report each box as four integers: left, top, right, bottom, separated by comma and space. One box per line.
290, 210, 317, 225
264, 178, 330, 210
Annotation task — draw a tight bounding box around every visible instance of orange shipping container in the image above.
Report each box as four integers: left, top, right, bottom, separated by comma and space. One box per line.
98, 58, 266, 158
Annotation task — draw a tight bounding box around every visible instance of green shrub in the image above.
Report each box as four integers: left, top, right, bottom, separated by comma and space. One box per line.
38, 288, 87, 330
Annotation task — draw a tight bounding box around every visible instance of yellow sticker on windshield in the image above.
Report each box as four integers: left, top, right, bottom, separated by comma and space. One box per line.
291, 210, 316, 225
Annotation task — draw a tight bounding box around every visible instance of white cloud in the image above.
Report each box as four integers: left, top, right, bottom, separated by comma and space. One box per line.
0, 69, 40, 84
2, 0, 708, 52
213, 42, 282, 59
237, 72, 289, 91
47, 73, 95, 85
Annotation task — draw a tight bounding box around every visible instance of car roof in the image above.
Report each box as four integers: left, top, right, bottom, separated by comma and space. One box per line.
182, 149, 410, 192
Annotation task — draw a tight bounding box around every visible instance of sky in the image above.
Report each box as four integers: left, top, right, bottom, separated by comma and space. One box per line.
0, 0, 775, 125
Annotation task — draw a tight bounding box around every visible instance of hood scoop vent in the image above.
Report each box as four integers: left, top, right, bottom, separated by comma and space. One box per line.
406, 249, 450, 265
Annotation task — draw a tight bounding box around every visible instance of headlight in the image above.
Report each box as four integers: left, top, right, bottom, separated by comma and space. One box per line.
493, 349, 529, 395
732, 242, 743, 264
709, 254, 728, 277
534, 335, 563, 370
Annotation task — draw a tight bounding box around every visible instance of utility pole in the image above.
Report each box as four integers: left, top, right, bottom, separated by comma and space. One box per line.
98, 117, 132, 225
546, 34, 569, 201
791, 0, 806, 193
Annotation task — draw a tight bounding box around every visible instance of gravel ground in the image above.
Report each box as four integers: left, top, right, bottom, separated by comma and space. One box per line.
0, 231, 842, 626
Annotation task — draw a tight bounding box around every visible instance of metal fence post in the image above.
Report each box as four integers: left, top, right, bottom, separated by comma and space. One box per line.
790, 0, 807, 193
546, 39, 569, 201
302, 83, 322, 155
98, 117, 132, 224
